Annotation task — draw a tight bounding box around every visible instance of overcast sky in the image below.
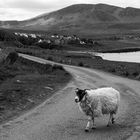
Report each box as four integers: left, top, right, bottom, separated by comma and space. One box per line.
1, 0, 140, 21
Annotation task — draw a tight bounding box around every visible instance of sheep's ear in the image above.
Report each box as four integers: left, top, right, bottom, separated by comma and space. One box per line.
84, 89, 88, 91
84, 89, 88, 94
84, 89, 86, 92
75, 88, 79, 92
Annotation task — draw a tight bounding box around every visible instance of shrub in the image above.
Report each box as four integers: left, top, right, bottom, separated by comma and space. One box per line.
59, 59, 63, 63
5, 52, 19, 64
52, 64, 64, 71
122, 71, 129, 76
108, 68, 116, 73
0, 29, 16, 41
84, 64, 90, 68
47, 56, 53, 61
35, 42, 51, 49
132, 72, 139, 77
17, 35, 38, 46
78, 62, 84, 67
17, 57, 65, 73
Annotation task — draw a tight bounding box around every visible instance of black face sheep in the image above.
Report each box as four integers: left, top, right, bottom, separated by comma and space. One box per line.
75, 87, 120, 132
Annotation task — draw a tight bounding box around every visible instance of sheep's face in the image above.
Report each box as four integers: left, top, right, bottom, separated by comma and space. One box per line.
75, 88, 86, 103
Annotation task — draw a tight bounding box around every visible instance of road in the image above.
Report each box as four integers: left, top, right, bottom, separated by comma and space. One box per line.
0, 54, 140, 140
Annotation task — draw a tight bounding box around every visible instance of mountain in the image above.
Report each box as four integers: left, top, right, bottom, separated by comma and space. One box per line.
1, 4, 140, 35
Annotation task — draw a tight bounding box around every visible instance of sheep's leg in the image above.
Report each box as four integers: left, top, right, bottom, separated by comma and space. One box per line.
85, 116, 92, 132
92, 117, 96, 129
107, 114, 113, 127
112, 114, 115, 124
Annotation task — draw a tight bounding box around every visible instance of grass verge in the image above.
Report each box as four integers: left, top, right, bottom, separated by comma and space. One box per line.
0, 53, 71, 124
15, 47, 140, 81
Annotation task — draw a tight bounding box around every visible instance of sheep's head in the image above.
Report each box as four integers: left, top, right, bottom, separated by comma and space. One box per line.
75, 88, 87, 103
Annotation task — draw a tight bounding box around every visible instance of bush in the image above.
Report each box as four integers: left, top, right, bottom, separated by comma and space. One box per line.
84, 64, 90, 68
17, 57, 65, 73
0, 30, 16, 41
17, 35, 38, 46
122, 71, 129, 76
35, 42, 51, 49
108, 67, 116, 73
52, 64, 64, 71
47, 56, 53, 61
132, 72, 139, 77
5, 52, 19, 64
78, 62, 84, 67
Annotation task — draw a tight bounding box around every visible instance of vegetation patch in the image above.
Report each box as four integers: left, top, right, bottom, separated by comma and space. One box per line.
16, 48, 140, 81
1, 29, 140, 87
0, 52, 71, 124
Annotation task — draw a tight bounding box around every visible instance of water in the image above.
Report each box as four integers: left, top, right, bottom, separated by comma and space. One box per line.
96, 51, 140, 63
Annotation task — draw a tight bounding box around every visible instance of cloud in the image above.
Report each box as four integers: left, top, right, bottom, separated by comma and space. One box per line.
2, 0, 140, 10
1, 0, 140, 20
2, 0, 75, 9
0, 8, 47, 20
1, 0, 92, 10
2, 0, 49, 9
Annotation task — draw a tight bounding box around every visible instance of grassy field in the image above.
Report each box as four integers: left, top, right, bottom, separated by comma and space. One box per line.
0, 53, 71, 124
14, 47, 140, 81
94, 40, 140, 52
1, 29, 140, 124
2, 34, 140, 81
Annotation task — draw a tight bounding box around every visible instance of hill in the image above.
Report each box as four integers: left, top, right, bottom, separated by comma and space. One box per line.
1, 4, 140, 35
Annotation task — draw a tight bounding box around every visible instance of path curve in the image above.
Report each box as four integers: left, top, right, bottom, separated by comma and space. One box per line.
0, 54, 140, 140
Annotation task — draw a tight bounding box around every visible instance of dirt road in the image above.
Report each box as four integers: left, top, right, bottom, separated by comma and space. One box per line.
0, 54, 140, 140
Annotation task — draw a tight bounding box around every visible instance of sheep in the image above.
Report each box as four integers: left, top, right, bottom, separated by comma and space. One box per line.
75, 87, 120, 132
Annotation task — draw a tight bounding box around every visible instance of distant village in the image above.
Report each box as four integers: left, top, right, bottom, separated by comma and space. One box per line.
12, 32, 140, 52
14, 32, 99, 46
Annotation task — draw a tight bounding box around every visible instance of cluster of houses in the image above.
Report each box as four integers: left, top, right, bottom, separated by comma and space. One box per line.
14, 32, 96, 46
14, 32, 37, 38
